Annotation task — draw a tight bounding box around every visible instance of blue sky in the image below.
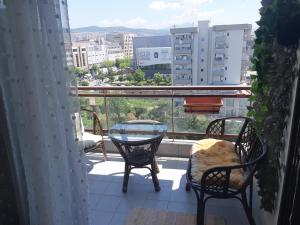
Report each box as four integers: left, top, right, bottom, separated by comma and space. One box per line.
68, 0, 261, 30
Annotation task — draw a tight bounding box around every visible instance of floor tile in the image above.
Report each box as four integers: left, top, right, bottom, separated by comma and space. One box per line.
89, 211, 114, 225
109, 212, 128, 225
95, 195, 122, 212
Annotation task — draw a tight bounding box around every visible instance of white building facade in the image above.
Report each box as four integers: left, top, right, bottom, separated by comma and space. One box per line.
170, 21, 252, 86
106, 32, 135, 58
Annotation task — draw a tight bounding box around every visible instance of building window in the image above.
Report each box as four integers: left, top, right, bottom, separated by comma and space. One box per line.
201, 68, 204, 72
225, 66, 227, 70
200, 78, 203, 82
201, 48, 204, 52
75, 54, 79, 67
201, 59, 204, 62
72, 49, 77, 52
227, 32, 229, 36
82, 53, 85, 66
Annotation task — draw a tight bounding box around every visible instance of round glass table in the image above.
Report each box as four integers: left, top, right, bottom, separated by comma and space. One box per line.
109, 121, 167, 192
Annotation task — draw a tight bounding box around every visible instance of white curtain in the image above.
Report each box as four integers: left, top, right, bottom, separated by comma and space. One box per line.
0, 1, 88, 225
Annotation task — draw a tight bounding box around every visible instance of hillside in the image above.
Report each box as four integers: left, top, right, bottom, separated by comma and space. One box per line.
71, 26, 169, 36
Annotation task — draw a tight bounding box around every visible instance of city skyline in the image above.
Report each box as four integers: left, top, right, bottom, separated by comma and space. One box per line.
68, 0, 261, 30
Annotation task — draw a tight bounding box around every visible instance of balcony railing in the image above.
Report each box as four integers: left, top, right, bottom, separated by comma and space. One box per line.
78, 85, 251, 140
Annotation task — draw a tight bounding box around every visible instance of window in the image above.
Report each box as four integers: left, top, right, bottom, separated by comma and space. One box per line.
200, 68, 204, 72
75, 54, 79, 67
201, 59, 204, 62
227, 32, 229, 36
72, 49, 77, 52
82, 53, 85, 66
200, 78, 203, 82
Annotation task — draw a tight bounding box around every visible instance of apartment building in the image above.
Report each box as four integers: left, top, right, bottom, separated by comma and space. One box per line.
72, 44, 89, 69
87, 45, 106, 66
170, 21, 252, 86
106, 32, 135, 58
105, 42, 124, 61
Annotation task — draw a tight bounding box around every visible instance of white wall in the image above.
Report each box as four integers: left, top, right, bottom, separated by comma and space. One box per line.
197, 21, 210, 85
225, 30, 244, 84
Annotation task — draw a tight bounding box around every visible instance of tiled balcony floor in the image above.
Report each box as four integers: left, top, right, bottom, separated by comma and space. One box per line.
86, 153, 262, 225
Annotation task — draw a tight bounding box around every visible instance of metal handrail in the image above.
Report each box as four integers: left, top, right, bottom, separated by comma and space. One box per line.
78, 85, 251, 139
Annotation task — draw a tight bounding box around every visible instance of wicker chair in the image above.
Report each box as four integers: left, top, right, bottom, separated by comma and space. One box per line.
186, 117, 266, 225
80, 108, 107, 160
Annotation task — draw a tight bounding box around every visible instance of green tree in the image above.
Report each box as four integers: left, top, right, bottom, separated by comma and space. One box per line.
74, 67, 88, 79
115, 59, 121, 68
118, 75, 125, 82
91, 64, 99, 75
153, 72, 163, 84
133, 69, 145, 82
126, 73, 133, 81
101, 60, 114, 68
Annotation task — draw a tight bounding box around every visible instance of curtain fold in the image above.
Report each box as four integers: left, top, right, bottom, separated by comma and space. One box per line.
0, 1, 88, 225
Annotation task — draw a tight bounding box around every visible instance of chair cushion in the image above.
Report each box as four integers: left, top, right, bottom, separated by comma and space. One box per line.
82, 132, 102, 148
191, 138, 244, 189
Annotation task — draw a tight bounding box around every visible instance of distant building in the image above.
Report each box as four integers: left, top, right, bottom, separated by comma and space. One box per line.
106, 32, 135, 58
87, 45, 106, 66
170, 21, 252, 86
72, 44, 89, 69
105, 42, 124, 61
133, 35, 172, 77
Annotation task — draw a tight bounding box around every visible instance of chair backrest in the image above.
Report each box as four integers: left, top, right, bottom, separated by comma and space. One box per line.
235, 119, 265, 165
80, 108, 104, 136
206, 116, 266, 167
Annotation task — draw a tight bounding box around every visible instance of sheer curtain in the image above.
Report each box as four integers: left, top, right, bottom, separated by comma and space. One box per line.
0, 1, 88, 225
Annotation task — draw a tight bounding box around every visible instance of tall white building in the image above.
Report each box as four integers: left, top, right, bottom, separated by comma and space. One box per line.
170, 21, 252, 86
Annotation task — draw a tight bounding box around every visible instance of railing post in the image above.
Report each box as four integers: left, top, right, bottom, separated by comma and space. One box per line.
171, 91, 174, 142
104, 91, 109, 130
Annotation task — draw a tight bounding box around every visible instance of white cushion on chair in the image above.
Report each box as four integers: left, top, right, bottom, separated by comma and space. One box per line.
82, 132, 102, 148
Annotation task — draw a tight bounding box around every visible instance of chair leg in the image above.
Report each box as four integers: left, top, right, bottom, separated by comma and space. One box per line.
101, 142, 108, 161
196, 193, 205, 225
241, 191, 256, 225
153, 157, 160, 173
185, 182, 191, 192
122, 163, 130, 193
151, 161, 160, 192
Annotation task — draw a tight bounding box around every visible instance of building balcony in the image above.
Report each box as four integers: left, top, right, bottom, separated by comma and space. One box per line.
173, 59, 192, 65
174, 39, 192, 44
173, 49, 192, 54
174, 69, 192, 75
78, 86, 262, 225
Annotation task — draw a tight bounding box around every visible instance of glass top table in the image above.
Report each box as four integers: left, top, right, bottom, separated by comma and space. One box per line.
108, 120, 167, 193
109, 121, 168, 144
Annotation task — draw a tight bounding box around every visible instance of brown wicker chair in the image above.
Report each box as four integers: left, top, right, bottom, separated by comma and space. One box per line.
186, 117, 266, 225
80, 108, 107, 160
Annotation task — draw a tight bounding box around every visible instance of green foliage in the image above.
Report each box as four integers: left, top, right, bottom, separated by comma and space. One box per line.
153, 72, 163, 84
101, 60, 114, 68
74, 67, 88, 78
250, 0, 300, 212
78, 80, 89, 86
133, 69, 145, 82
91, 64, 99, 74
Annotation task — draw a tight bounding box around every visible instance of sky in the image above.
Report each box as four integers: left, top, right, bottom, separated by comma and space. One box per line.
68, 0, 262, 30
